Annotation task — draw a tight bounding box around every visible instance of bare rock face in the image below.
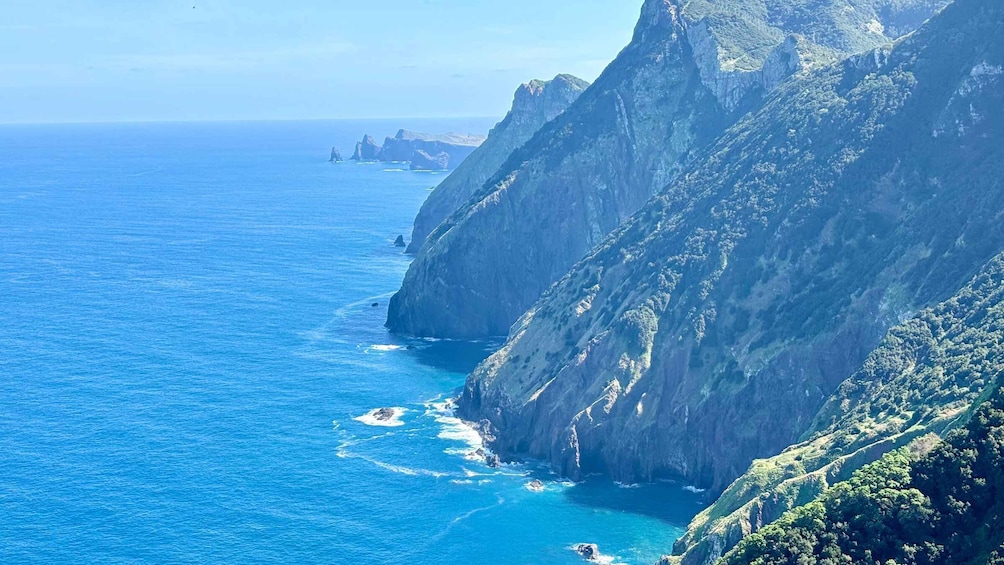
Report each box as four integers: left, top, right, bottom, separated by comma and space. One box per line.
409, 150, 450, 171
387, 0, 949, 340
329, 147, 343, 162
405, 74, 590, 254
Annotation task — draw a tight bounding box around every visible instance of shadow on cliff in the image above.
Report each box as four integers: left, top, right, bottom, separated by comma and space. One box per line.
560, 478, 707, 526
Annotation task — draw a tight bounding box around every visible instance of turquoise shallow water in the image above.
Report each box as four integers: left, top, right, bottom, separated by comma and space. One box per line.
0, 120, 704, 564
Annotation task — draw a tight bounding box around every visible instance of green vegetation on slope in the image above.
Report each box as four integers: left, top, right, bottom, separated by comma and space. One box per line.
675, 251, 1004, 563
720, 385, 1004, 565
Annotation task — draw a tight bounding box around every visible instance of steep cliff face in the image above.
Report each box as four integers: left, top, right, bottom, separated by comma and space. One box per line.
406, 74, 590, 254
458, 0, 1002, 508
388, 0, 949, 339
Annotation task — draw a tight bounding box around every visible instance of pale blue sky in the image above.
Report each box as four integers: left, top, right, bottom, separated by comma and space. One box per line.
0, 1, 641, 123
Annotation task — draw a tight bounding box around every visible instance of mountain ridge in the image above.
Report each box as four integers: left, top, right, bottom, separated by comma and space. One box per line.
458, 0, 1002, 506
388, 0, 949, 340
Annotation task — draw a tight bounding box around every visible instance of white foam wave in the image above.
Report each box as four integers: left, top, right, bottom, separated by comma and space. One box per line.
338, 449, 448, 478
525, 480, 545, 492
426, 398, 483, 450
331, 291, 396, 319
354, 407, 407, 427
683, 485, 706, 494
568, 545, 625, 565
365, 344, 405, 353
615, 482, 641, 489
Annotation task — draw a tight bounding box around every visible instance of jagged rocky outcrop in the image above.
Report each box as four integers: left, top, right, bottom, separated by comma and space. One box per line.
350, 130, 485, 169
388, 0, 948, 339
329, 147, 343, 162
459, 0, 1001, 523
351, 135, 383, 161
410, 150, 450, 171
406, 74, 590, 253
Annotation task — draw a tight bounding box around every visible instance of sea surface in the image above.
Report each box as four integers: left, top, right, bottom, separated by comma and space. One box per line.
0, 120, 704, 564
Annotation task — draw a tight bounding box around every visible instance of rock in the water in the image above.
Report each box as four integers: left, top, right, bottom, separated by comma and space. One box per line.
485, 453, 501, 468
409, 150, 450, 171
405, 74, 590, 253
372, 408, 396, 421
351, 135, 383, 161
394, 235, 406, 248
574, 544, 599, 561
525, 479, 545, 492
329, 147, 343, 162
371, 303, 379, 308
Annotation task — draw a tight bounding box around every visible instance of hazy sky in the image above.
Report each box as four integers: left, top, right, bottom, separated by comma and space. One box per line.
0, 1, 641, 123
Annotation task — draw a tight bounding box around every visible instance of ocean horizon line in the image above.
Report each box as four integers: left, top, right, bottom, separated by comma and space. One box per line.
0, 115, 503, 128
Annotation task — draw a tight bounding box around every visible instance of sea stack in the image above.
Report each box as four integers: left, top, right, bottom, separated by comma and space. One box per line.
329, 147, 343, 162
351, 135, 383, 161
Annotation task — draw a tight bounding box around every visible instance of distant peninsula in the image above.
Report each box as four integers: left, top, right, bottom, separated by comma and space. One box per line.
347, 129, 486, 170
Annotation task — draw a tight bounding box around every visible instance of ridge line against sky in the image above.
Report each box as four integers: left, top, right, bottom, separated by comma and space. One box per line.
0, 1, 640, 124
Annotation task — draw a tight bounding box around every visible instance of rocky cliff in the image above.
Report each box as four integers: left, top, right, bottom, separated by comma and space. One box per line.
388, 0, 948, 339
410, 150, 450, 171
458, 0, 1001, 519
351, 134, 383, 161
406, 74, 590, 254
349, 130, 485, 169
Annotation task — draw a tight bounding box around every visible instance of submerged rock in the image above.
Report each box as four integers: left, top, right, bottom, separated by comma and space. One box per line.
574, 544, 599, 561
372, 408, 396, 422
525, 479, 545, 492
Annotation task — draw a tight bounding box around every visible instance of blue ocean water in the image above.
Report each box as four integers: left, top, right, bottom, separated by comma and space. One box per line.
0, 120, 704, 564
